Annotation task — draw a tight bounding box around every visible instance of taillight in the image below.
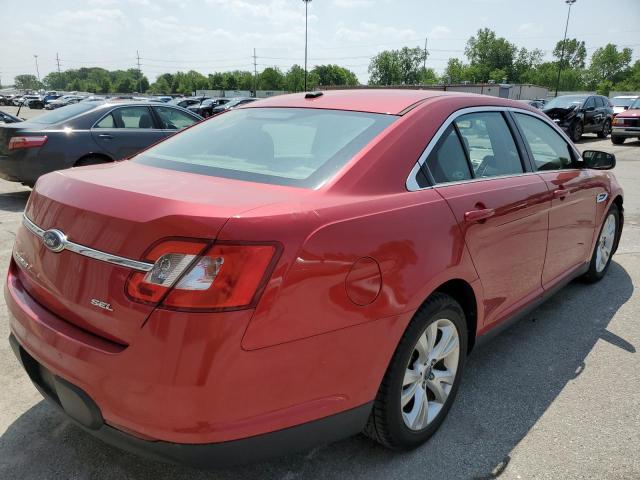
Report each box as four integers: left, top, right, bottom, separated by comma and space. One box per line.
126, 239, 280, 311
8, 135, 48, 150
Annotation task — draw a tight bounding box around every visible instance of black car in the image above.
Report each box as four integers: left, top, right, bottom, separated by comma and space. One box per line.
171, 97, 208, 108
0, 101, 202, 186
208, 97, 257, 116
0, 110, 23, 124
187, 98, 230, 117
543, 94, 613, 142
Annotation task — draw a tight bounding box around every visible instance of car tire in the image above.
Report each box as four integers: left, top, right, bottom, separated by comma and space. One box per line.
611, 136, 625, 145
571, 121, 583, 142
582, 204, 620, 283
74, 156, 110, 167
364, 293, 467, 450
598, 120, 611, 138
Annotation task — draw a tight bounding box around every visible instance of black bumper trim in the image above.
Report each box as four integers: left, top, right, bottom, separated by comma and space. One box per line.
9, 333, 372, 467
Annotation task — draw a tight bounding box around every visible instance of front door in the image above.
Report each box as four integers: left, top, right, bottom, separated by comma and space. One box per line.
512, 112, 598, 288
423, 110, 550, 326
91, 105, 165, 159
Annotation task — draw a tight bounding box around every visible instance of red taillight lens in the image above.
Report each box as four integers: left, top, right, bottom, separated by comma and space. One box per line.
126, 239, 280, 311
8, 135, 48, 150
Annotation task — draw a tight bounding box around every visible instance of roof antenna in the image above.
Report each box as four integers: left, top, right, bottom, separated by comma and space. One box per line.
305, 91, 323, 99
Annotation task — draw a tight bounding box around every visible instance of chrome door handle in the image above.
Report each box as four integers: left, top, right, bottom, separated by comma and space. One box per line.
553, 189, 569, 199
464, 208, 495, 223
98, 134, 113, 139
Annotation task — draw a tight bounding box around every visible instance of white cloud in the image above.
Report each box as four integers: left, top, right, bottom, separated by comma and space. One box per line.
335, 22, 417, 43
205, 0, 315, 26
333, 0, 373, 7
517, 22, 543, 35
428, 25, 451, 39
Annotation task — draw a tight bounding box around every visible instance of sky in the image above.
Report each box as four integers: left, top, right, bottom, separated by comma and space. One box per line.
1, 0, 639, 86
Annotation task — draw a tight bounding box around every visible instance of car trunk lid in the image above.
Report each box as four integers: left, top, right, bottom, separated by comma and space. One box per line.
13, 160, 300, 345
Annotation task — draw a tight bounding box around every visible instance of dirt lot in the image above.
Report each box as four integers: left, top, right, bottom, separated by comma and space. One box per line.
0, 107, 639, 479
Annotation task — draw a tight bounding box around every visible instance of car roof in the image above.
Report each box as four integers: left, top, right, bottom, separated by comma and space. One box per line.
249, 89, 492, 115
612, 95, 638, 98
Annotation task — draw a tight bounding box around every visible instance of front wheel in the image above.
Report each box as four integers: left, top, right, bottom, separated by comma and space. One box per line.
582, 204, 619, 283
611, 136, 625, 145
598, 120, 611, 138
571, 121, 583, 142
364, 293, 467, 450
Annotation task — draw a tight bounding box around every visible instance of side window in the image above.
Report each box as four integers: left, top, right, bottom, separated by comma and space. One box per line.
423, 125, 472, 184
595, 97, 605, 108
454, 112, 523, 178
514, 113, 576, 171
94, 113, 115, 128
115, 107, 154, 129
584, 97, 595, 109
154, 106, 198, 130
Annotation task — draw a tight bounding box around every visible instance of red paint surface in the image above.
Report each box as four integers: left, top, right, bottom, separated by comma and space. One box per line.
6, 90, 622, 444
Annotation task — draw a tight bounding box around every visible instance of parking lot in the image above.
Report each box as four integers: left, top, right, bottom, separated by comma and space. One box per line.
0, 105, 639, 479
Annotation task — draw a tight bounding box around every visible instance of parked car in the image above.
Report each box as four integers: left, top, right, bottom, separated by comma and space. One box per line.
4, 90, 623, 466
0, 94, 18, 106
543, 94, 613, 142
517, 99, 545, 109
148, 96, 173, 103
171, 96, 208, 108
0, 101, 202, 186
610, 95, 638, 115
0, 110, 23, 124
28, 93, 63, 109
13, 94, 40, 106
80, 95, 106, 103
611, 96, 640, 144
187, 98, 230, 117
208, 97, 257, 115
45, 95, 84, 109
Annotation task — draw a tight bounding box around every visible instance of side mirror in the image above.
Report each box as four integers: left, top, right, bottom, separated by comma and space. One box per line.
585, 105, 595, 112
583, 150, 616, 170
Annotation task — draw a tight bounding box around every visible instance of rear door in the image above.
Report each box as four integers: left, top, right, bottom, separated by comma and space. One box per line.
582, 96, 598, 133
422, 109, 550, 326
91, 105, 165, 159
512, 112, 598, 288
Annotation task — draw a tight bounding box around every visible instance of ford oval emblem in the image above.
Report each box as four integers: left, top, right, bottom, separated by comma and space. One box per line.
42, 229, 66, 253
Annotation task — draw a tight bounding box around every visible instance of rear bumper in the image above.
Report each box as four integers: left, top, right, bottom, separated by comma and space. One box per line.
9, 333, 370, 467
5, 259, 399, 461
0, 149, 46, 184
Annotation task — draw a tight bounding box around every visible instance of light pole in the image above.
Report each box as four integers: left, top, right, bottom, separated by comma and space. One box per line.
33, 54, 40, 82
302, 0, 312, 91
555, 0, 577, 97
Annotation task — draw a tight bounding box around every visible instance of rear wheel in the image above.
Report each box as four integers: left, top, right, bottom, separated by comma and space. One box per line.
598, 120, 611, 138
611, 136, 625, 145
364, 293, 467, 450
571, 121, 583, 142
582, 204, 619, 283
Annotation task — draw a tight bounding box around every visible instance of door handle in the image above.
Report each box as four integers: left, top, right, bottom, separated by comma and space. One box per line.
98, 134, 113, 139
553, 188, 569, 199
464, 208, 495, 223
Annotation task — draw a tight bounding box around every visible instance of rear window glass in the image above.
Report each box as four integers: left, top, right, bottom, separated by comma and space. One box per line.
132, 108, 396, 188
28, 102, 97, 124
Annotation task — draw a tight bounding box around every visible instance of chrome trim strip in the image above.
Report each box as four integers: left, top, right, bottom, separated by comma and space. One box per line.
22, 215, 154, 272
405, 105, 584, 192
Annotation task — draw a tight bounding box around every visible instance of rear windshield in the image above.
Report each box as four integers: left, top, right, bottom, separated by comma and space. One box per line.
28, 102, 97, 124
132, 107, 396, 188
545, 95, 587, 109
611, 97, 636, 107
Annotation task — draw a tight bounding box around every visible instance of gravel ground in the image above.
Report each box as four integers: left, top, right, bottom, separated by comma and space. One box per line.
0, 107, 638, 479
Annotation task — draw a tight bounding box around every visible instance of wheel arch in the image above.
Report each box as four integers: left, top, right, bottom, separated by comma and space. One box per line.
429, 279, 478, 354
612, 194, 624, 254
74, 152, 114, 167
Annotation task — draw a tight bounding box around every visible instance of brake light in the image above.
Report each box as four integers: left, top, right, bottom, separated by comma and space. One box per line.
126, 239, 280, 311
8, 135, 48, 150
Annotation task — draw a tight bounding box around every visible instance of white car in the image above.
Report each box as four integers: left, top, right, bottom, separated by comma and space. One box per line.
610, 95, 638, 115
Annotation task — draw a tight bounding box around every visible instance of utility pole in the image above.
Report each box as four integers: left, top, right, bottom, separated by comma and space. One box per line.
56, 53, 61, 74
302, 0, 312, 91
555, 0, 577, 97
136, 50, 142, 93
33, 54, 40, 82
253, 48, 258, 97
423, 36, 428, 71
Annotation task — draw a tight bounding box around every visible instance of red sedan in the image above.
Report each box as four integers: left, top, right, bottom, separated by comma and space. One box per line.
5, 90, 623, 466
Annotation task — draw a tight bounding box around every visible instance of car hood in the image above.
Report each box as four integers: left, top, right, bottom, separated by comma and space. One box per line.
543, 105, 578, 120
615, 108, 640, 118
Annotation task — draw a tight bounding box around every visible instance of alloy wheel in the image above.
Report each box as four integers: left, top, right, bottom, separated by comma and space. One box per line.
401, 318, 460, 431
596, 213, 616, 273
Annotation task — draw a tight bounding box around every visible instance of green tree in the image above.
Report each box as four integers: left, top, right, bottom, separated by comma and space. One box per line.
258, 67, 285, 90
553, 38, 587, 69
285, 65, 305, 92
587, 43, 633, 87
368, 47, 427, 85
613, 60, 640, 91
311, 64, 358, 87
464, 28, 517, 82
114, 77, 133, 93
14, 74, 43, 90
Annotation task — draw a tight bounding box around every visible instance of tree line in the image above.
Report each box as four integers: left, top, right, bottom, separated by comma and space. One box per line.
8, 29, 639, 95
